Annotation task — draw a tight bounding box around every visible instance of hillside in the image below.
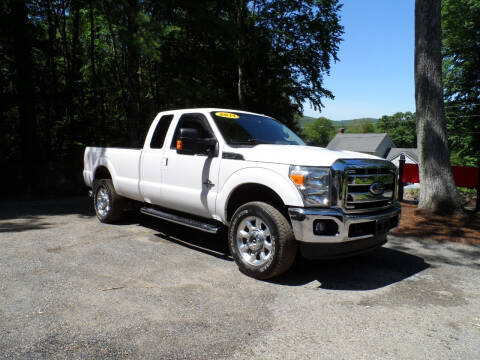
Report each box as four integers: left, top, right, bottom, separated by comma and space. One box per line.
298, 116, 378, 128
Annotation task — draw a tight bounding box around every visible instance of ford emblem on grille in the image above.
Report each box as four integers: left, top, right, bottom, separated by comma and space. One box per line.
370, 181, 385, 195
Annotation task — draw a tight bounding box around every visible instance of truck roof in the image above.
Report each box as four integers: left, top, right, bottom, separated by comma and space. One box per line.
158, 108, 267, 117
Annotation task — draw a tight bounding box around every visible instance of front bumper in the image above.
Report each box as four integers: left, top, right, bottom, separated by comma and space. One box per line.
288, 203, 401, 244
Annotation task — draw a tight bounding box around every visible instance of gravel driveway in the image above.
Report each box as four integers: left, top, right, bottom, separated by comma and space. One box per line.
1, 197, 479, 359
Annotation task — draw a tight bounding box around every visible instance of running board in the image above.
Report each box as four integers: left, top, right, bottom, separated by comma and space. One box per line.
140, 207, 221, 234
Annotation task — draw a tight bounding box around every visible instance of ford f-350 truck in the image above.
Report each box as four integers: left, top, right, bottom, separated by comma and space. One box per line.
83, 108, 400, 279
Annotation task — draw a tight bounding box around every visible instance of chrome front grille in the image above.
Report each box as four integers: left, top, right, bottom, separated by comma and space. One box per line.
331, 159, 397, 213
344, 169, 395, 211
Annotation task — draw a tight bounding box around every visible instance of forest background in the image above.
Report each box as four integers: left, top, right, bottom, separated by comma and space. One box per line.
0, 0, 478, 198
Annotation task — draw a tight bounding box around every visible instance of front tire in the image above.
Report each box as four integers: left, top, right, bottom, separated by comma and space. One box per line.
228, 201, 297, 279
93, 179, 125, 223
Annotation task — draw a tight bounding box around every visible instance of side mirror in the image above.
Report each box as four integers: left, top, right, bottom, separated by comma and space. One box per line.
177, 128, 200, 154
177, 128, 217, 156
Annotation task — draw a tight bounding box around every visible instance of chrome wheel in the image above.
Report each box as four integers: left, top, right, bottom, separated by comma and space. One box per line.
96, 186, 110, 217
236, 216, 273, 266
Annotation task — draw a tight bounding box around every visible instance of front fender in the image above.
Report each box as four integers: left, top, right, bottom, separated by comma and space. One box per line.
216, 166, 304, 222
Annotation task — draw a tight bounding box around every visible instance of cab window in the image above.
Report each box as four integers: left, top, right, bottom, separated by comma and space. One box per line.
170, 114, 214, 149
150, 114, 174, 149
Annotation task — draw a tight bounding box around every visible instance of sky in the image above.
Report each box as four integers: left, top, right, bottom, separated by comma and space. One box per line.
303, 0, 415, 120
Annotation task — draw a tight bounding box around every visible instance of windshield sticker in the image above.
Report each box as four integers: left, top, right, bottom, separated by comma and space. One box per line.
215, 112, 239, 119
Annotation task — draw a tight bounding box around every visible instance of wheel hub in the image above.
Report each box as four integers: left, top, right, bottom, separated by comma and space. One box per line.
247, 230, 265, 252
236, 216, 273, 266
96, 186, 110, 217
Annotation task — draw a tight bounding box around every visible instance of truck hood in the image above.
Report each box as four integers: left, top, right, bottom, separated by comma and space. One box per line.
228, 145, 383, 167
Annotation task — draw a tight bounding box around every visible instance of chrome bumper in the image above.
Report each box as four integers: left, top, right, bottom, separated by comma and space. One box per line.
288, 203, 401, 243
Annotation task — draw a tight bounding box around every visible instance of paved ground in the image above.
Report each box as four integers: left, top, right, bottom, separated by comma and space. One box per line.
1, 197, 479, 359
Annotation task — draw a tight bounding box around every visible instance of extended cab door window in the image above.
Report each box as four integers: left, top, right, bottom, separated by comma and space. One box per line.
150, 114, 174, 149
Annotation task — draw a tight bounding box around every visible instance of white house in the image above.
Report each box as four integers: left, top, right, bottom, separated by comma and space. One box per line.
386, 148, 419, 167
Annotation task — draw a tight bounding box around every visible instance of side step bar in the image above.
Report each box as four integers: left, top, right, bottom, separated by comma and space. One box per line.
140, 207, 222, 234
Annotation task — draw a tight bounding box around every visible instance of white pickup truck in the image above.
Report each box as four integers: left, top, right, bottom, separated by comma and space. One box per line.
84, 108, 400, 279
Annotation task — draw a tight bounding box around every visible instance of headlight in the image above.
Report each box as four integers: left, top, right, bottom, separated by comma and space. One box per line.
289, 165, 330, 206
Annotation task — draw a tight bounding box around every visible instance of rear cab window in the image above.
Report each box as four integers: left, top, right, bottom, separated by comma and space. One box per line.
150, 114, 174, 149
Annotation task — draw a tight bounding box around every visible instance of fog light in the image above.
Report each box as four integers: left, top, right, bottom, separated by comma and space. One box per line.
315, 221, 327, 233
313, 220, 338, 236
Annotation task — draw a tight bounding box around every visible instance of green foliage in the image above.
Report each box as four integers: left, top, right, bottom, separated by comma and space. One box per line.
442, 0, 480, 166
0, 0, 343, 196
376, 112, 416, 147
298, 116, 378, 130
301, 117, 335, 146
344, 119, 376, 133
335, 117, 378, 127
297, 115, 317, 128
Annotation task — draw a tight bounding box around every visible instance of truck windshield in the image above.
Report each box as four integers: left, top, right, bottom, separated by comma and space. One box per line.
211, 111, 305, 146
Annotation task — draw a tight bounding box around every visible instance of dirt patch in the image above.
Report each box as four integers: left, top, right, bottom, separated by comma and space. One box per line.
391, 203, 480, 246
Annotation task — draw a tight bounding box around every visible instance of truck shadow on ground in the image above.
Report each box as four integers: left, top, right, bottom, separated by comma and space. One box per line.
271, 248, 429, 290
133, 214, 232, 261
133, 214, 430, 291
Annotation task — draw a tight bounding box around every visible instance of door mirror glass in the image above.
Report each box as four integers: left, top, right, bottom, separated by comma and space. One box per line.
177, 128, 217, 156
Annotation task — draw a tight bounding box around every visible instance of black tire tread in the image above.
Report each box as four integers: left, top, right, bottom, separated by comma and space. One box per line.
229, 201, 296, 279
93, 179, 125, 223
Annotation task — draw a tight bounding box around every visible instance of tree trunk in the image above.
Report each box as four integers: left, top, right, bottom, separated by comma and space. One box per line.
126, 0, 141, 147
236, 0, 247, 109
65, 2, 82, 186
0, 84, 5, 161
11, 0, 37, 192
89, 0, 101, 144
44, 0, 57, 163
415, 0, 460, 214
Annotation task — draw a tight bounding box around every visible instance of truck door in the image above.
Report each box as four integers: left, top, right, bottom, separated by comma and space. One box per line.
160, 113, 220, 218
140, 114, 174, 204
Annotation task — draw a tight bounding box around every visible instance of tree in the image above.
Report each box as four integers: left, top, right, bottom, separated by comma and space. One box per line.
236, 0, 247, 108
345, 119, 375, 133
0, 0, 343, 197
442, 0, 480, 167
415, 0, 460, 214
302, 117, 335, 146
247, 0, 343, 128
126, 0, 141, 147
376, 112, 416, 147
10, 0, 37, 192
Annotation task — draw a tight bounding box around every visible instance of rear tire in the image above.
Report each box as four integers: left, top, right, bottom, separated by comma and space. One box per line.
93, 179, 125, 223
228, 201, 296, 279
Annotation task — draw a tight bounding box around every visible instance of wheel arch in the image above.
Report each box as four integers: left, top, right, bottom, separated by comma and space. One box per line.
90, 157, 118, 189
226, 183, 289, 222
94, 166, 112, 180
217, 167, 304, 223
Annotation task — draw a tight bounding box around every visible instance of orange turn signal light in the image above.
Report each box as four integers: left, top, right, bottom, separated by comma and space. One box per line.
289, 173, 304, 186
176, 140, 183, 150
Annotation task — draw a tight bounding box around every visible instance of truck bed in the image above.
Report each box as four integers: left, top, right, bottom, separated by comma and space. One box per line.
83, 147, 144, 201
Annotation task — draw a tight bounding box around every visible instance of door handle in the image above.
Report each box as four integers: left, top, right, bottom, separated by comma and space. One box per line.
161, 157, 168, 166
